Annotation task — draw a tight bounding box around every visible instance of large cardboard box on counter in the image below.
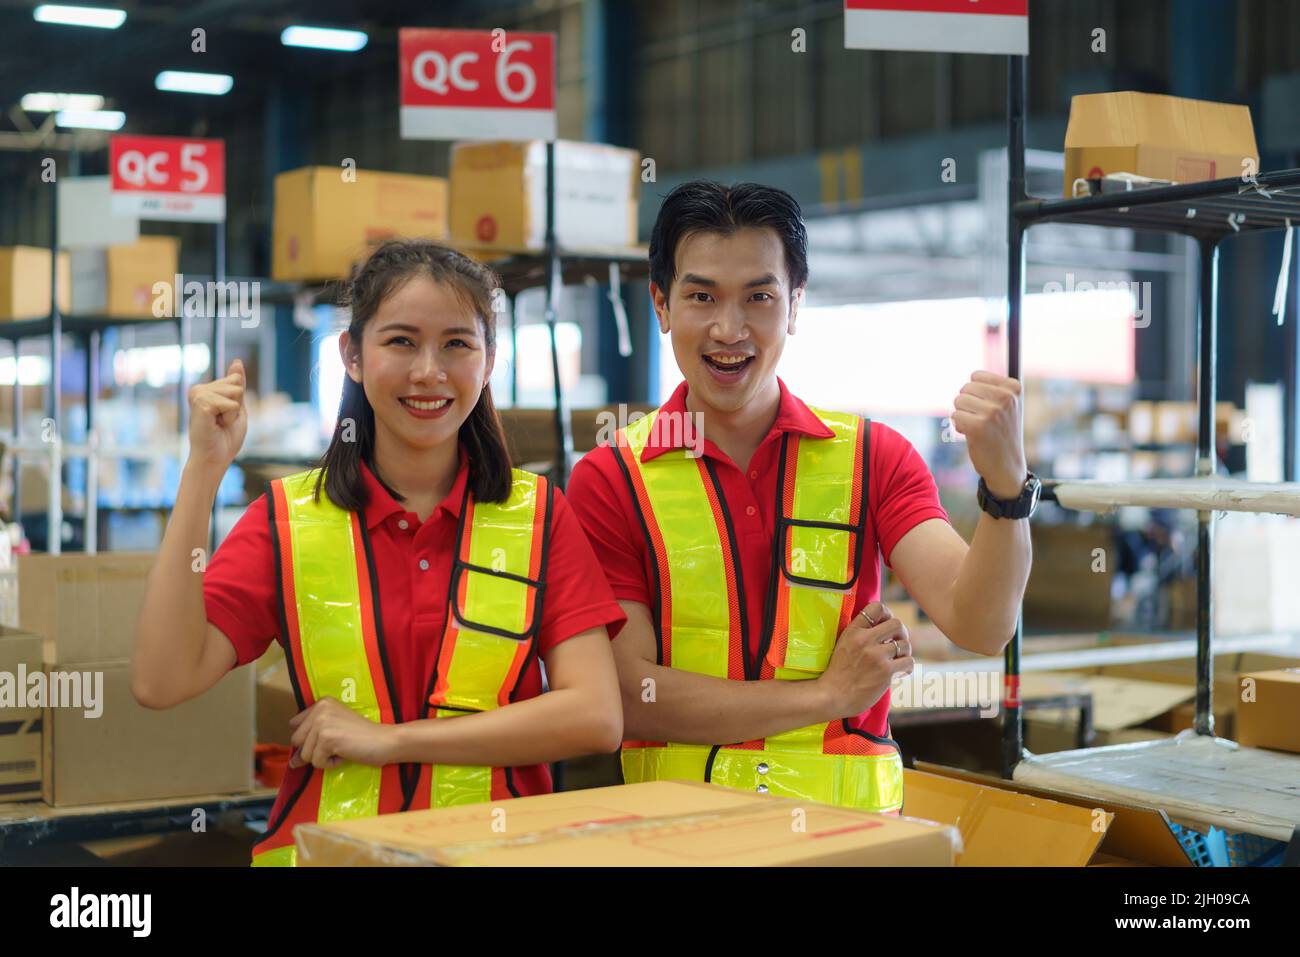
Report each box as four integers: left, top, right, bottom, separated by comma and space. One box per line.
1236, 669, 1300, 754
1063, 92, 1258, 196
70, 236, 180, 318
910, 764, 1195, 866
18, 552, 156, 664
450, 140, 640, 251
42, 660, 253, 806
0, 628, 45, 800
0, 246, 70, 321
296, 780, 959, 866
273, 166, 449, 281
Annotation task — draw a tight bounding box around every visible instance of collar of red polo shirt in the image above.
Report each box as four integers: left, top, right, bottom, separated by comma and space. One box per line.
638, 378, 835, 462
356, 446, 470, 529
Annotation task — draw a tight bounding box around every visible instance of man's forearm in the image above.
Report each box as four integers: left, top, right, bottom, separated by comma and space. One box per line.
948, 511, 1032, 656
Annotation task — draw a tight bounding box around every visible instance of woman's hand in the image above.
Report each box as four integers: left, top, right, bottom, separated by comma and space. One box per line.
288, 697, 399, 769
187, 358, 249, 479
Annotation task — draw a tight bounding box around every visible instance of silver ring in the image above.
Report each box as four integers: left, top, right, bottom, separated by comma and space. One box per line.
891, 638, 903, 659
860, 608, 878, 627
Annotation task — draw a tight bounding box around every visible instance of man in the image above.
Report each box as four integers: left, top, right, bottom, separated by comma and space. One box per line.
567, 181, 1036, 812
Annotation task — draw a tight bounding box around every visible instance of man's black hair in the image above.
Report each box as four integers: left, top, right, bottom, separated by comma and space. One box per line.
648, 180, 809, 296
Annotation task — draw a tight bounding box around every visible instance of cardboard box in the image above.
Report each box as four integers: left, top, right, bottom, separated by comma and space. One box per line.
912, 762, 1195, 866
1236, 669, 1300, 754
18, 552, 157, 665
295, 780, 959, 867
70, 236, 180, 318
0, 246, 70, 321
1023, 524, 1111, 630
1213, 517, 1300, 637
272, 166, 449, 281
0, 628, 44, 800
903, 768, 1108, 865
256, 661, 298, 747
450, 140, 640, 251
42, 659, 253, 806
1063, 92, 1259, 197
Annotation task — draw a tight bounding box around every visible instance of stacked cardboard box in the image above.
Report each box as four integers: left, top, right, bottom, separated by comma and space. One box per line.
450, 140, 640, 252
272, 166, 449, 281
0, 247, 70, 321
17, 552, 254, 806
1236, 669, 1300, 754
1063, 92, 1258, 197
69, 236, 180, 318
0, 627, 45, 799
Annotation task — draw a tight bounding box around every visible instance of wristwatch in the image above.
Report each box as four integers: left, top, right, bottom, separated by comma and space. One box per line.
977, 471, 1042, 520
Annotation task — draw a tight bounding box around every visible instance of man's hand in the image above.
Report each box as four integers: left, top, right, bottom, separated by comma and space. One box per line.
288, 697, 398, 769
815, 601, 914, 719
951, 370, 1027, 499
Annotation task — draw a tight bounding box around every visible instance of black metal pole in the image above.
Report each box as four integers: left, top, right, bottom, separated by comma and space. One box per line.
544, 140, 573, 487
1194, 238, 1219, 736
12, 337, 22, 523
87, 329, 99, 552
1001, 54, 1027, 778
49, 170, 63, 554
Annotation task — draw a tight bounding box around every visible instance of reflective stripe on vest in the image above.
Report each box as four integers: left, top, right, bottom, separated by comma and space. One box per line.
613, 408, 903, 813
251, 467, 550, 866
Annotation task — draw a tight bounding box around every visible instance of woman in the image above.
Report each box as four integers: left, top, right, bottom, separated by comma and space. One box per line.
132, 239, 626, 866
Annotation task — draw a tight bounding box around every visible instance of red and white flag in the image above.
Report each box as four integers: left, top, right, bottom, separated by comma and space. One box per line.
845, 0, 1028, 55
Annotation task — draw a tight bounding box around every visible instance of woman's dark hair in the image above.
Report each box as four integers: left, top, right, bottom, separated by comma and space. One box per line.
314, 238, 513, 509
648, 180, 809, 296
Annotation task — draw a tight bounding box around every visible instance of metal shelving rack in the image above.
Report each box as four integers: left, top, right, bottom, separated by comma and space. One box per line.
3, 181, 227, 555
1003, 55, 1300, 848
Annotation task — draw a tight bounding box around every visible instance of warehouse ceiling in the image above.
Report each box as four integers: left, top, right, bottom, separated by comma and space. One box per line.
0, 0, 541, 138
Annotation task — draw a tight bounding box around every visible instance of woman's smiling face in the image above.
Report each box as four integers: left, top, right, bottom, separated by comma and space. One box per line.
341, 274, 493, 454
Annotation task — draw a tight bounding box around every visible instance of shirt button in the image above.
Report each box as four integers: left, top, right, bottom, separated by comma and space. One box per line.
746, 505, 757, 517
418, 559, 429, 571
749, 470, 758, 480
397, 519, 409, 530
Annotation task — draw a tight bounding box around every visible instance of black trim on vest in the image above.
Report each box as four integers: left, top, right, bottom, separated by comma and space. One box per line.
756, 418, 873, 662
254, 764, 314, 853
504, 765, 522, 799
703, 744, 722, 782
357, 518, 419, 811
611, 443, 665, 666
772, 417, 869, 591
266, 482, 308, 714
703, 458, 753, 681
840, 717, 902, 756
422, 476, 551, 719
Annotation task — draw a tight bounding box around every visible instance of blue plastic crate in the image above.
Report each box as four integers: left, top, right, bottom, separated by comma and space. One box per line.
1169, 822, 1286, 867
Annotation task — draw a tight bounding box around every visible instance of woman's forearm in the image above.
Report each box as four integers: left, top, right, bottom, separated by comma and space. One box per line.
389, 686, 621, 767
130, 463, 222, 706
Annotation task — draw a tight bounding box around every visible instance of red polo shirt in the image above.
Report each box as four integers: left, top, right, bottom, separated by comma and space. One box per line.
204, 447, 627, 799
566, 378, 949, 738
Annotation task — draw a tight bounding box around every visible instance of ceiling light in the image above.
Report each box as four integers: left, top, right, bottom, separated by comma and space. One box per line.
22, 92, 105, 112
280, 25, 368, 52
55, 109, 126, 130
155, 71, 234, 95
33, 5, 125, 29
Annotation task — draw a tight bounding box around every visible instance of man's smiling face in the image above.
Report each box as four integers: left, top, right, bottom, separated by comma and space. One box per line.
651, 226, 802, 415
